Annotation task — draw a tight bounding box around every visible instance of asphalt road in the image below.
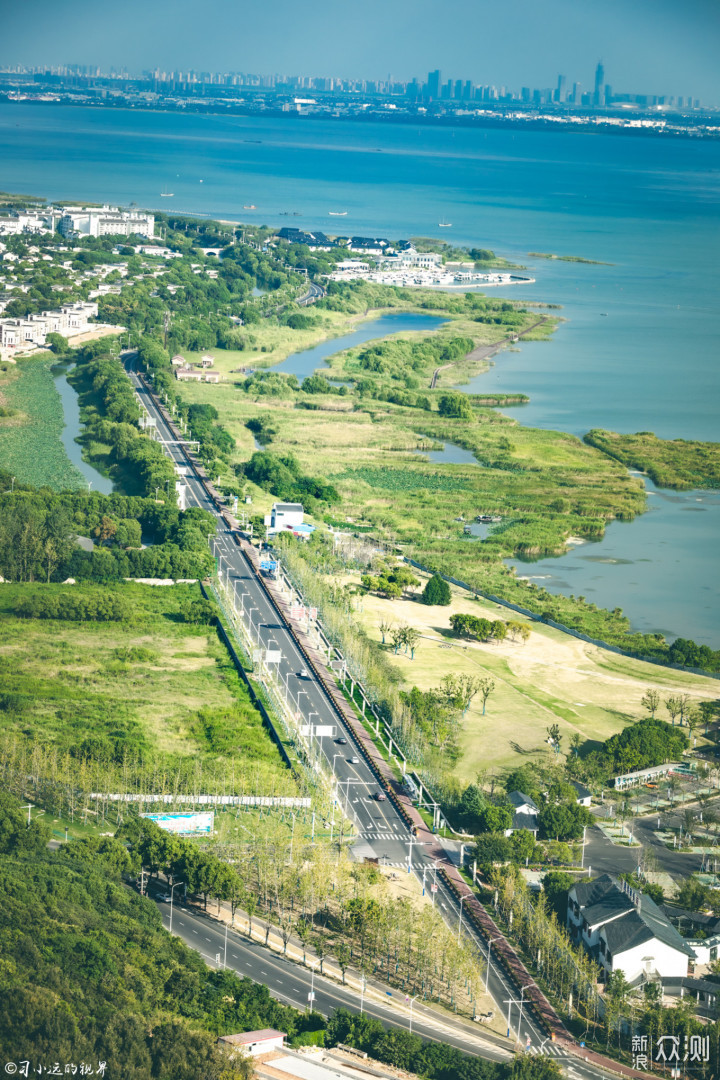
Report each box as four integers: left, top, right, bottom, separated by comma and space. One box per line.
297, 281, 326, 306
123, 354, 619, 1077
151, 890, 580, 1064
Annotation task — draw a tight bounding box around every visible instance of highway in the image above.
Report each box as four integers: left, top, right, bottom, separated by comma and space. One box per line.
152, 891, 515, 1062
123, 354, 618, 1078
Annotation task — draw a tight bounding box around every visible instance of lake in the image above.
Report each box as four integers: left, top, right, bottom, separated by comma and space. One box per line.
507, 478, 720, 648
1, 104, 717, 643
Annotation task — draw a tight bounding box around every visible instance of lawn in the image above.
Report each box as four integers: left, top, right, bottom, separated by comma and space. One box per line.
0, 581, 297, 796
0, 356, 86, 490
348, 572, 720, 783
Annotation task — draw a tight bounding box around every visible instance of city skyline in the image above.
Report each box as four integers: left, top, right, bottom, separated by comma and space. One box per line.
1, 59, 709, 112
1, 0, 719, 103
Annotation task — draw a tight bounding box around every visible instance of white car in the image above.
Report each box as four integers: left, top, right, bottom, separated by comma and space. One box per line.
349, 756, 360, 765
299, 668, 309, 678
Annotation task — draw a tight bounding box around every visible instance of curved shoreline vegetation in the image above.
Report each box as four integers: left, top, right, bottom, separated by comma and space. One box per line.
585, 429, 720, 490
527, 252, 614, 265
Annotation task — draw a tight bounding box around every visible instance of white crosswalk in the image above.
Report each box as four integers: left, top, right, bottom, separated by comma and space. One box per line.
528, 1045, 570, 1057
362, 831, 404, 840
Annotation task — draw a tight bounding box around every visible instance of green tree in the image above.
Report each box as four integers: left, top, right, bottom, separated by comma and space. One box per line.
421, 573, 451, 606
641, 689, 661, 719
476, 805, 513, 834
675, 877, 710, 912
542, 870, 574, 920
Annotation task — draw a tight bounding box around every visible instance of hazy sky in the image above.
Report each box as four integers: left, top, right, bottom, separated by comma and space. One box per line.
2, 0, 719, 102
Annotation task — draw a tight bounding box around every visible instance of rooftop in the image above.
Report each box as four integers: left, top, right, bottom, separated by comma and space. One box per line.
218, 1029, 286, 1046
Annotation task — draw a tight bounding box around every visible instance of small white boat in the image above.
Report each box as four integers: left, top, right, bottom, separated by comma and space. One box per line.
329, 211, 348, 216
160, 191, 174, 197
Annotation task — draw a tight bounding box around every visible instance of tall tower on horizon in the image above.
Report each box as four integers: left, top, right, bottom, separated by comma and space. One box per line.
427, 68, 441, 99
594, 61, 605, 106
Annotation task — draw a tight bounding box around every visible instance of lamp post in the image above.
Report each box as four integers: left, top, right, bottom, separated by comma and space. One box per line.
517, 981, 537, 1044
307, 961, 317, 1012
408, 994, 419, 1034
485, 935, 502, 992
457, 893, 466, 942
169, 880, 185, 935
360, 973, 366, 1016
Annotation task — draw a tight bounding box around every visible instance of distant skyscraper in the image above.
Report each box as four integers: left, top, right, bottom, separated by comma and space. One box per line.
427, 69, 441, 99
555, 74, 566, 103
571, 82, 581, 105
594, 62, 605, 106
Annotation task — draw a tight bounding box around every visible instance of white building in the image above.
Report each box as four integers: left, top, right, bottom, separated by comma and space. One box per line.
59, 206, 155, 239
0, 208, 63, 235
0, 300, 99, 351
268, 502, 304, 533
217, 1029, 286, 1058
568, 875, 696, 986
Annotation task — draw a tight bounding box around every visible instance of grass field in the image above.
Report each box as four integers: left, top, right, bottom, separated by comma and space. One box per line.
0, 356, 86, 490
348, 571, 719, 783
177, 308, 385, 376
0, 581, 297, 795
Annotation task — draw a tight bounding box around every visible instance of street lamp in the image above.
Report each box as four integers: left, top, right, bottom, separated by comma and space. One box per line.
169, 880, 185, 935
517, 981, 537, 1044
408, 993, 419, 1034
485, 935, 502, 992
307, 960, 317, 1012
457, 893, 467, 942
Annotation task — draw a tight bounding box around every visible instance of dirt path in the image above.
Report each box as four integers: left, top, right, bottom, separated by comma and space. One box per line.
430, 315, 549, 388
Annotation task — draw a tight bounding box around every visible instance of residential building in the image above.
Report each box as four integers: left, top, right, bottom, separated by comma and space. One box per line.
568, 874, 696, 986
571, 780, 593, 807
504, 790, 539, 836
175, 366, 205, 382
349, 236, 390, 254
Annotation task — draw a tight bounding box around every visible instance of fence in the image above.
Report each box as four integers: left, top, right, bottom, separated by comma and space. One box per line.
89, 794, 311, 807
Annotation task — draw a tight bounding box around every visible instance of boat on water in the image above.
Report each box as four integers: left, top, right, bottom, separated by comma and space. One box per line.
160, 190, 174, 197
329, 211, 347, 217
243, 205, 257, 210
438, 220, 452, 228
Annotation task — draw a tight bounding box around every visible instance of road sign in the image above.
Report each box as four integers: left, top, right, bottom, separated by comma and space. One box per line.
265, 650, 282, 664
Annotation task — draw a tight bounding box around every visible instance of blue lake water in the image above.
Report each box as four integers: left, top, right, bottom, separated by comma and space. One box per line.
267, 312, 446, 380
1, 104, 718, 643
507, 479, 720, 648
